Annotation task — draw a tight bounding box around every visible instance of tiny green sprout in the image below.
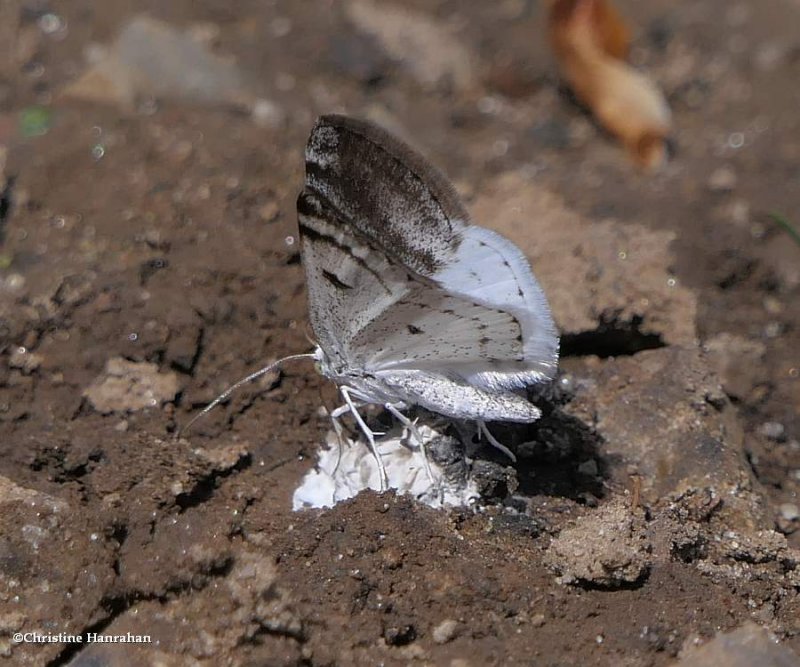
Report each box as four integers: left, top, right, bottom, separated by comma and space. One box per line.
769, 213, 800, 248
19, 107, 53, 138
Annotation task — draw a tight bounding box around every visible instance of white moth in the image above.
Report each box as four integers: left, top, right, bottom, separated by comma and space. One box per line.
184, 115, 559, 489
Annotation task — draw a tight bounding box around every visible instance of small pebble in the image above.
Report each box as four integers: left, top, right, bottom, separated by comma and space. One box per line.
708, 166, 737, 192
5, 273, 26, 291
779, 503, 799, 522
9, 348, 42, 374
259, 200, 280, 222
432, 619, 460, 644
252, 98, 285, 128
39, 13, 65, 35
759, 421, 786, 442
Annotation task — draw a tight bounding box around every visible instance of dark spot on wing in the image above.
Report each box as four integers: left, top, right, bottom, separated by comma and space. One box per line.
502, 260, 511, 268
322, 269, 353, 291
298, 193, 392, 294
407, 324, 424, 335
517, 287, 524, 297
479, 336, 491, 345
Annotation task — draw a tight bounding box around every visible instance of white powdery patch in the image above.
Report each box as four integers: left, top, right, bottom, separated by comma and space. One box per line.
292, 424, 479, 511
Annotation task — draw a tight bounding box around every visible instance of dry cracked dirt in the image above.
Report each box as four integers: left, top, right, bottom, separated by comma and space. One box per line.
0, 0, 799, 665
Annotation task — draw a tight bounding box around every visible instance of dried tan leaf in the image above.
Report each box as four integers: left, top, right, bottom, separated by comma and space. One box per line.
548, 0, 671, 169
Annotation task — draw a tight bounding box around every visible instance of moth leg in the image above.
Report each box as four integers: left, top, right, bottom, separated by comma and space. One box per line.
340, 386, 389, 492
477, 420, 517, 462
328, 403, 351, 419
327, 401, 387, 476
327, 405, 351, 477
328, 402, 386, 437
383, 403, 436, 485
328, 403, 363, 477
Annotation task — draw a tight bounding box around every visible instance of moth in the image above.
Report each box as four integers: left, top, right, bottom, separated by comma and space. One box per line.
184, 116, 559, 489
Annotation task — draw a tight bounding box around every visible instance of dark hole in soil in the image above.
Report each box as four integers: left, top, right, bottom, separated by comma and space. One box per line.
560, 317, 666, 358
0, 176, 15, 244
175, 452, 252, 511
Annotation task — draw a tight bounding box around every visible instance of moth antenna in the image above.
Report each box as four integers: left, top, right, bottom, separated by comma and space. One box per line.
178, 353, 316, 437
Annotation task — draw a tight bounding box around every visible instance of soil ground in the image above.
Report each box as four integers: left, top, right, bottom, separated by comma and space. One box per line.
1, 1, 799, 665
